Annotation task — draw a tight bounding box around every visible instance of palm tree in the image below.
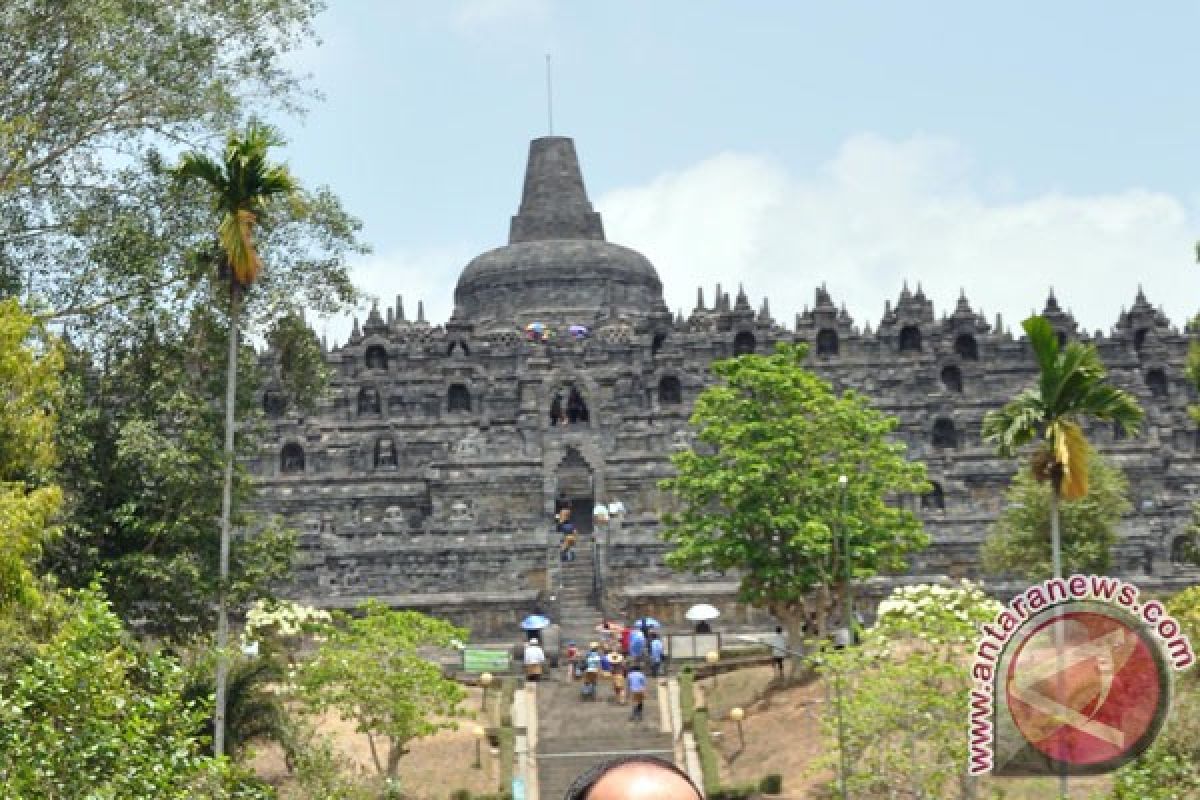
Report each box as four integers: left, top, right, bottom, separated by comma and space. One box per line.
183, 656, 287, 761
982, 315, 1143, 578
982, 314, 1142, 798
175, 122, 298, 758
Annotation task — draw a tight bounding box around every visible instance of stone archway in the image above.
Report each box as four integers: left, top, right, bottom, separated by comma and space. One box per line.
542, 439, 606, 516
542, 368, 606, 429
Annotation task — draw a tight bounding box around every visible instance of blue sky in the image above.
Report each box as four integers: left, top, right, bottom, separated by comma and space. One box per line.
279, 2, 1200, 343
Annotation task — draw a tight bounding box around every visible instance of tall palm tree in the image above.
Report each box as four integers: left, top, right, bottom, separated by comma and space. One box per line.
982, 314, 1142, 798
982, 315, 1143, 577
175, 122, 297, 758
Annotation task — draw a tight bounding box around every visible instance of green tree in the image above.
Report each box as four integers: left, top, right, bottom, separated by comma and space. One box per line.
174, 121, 299, 758
0, 298, 63, 613
0, 587, 273, 799
0, 0, 326, 306
816, 583, 1002, 799
659, 343, 930, 658
982, 451, 1131, 580
299, 602, 468, 785
47, 305, 296, 638
982, 316, 1143, 582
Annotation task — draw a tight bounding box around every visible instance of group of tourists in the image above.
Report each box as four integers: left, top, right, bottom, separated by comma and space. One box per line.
564, 640, 650, 721
549, 387, 590, 426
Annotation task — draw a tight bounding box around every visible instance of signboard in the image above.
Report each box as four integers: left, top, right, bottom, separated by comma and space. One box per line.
667, 633, 721, 659
463, 648, 511, 672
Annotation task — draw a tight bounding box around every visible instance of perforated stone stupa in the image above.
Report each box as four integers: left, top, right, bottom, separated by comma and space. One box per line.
250, 136, 1200, 634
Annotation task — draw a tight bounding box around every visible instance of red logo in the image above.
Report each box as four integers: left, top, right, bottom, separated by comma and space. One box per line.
1004, 610, 1167, 770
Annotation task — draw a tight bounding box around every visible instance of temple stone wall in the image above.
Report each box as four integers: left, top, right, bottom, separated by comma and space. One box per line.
249, 135, 1200, 627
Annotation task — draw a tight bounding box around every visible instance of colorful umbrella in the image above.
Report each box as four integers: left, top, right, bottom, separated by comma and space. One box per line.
521, 614, 551, 630
633, 617, 661, 629
569, 325, 590, 339
524, 322, 545, 333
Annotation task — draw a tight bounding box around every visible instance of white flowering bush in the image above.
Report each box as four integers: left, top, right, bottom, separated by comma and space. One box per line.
241, 599, 332, 657
814, 581, 1003, 799
875, 580, 1003, 645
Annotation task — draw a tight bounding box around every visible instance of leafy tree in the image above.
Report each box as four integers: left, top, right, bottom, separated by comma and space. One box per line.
174, 120, 299, 758
46, 302, 295, 639
0, 298, 63, 613
816, 583, 1002, 799
183, 655, 288, 762
299, 602, 469, 784
0, 587, 274, 799
982, 316, 1143, 581
982, 451, 1131, 579
0, 0, 327, 308
659, 343, 930, 658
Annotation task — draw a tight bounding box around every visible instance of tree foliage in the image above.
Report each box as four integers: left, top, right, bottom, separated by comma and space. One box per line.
983, 316, 1142, 500
660, 343, 930, 645
46, 303, 296, 639
0, 588, 273, 799
0, 299, 63, 613
299, 603, 468, 781
816, 583, 1002, 799
0, 0, 327, 303
982, 451, 1131, 580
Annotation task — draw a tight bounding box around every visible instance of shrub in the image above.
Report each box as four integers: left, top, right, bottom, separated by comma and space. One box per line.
691, 709, 721, 796
450, 789, 472, 800
759, 773, 783, 795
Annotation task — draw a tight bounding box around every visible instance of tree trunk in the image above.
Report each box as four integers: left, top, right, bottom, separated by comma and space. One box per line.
1050, 486, 1068, 799
213, 286, 239, 758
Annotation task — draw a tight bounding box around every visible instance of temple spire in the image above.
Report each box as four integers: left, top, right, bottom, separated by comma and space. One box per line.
508, 137, 605, 243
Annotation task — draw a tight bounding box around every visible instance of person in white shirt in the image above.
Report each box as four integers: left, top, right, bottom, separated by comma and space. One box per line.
768, 626, 787, 677
524, 638, 546, 681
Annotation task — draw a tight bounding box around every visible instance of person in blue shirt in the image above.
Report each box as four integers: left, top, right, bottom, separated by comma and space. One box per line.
649, 633, 664, 677
627, 663, 647, 721
628, 626, 646, 659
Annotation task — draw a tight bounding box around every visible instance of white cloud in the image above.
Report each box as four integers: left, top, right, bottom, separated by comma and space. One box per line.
313, 244, 475, 347
451, 0, 550, 33
598, 133, 1200, 335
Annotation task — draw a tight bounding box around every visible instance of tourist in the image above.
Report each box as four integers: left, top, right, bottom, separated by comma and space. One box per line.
627, 662, 647, 722
628, 626, 646, 660
582, 642, 602, 700
550, 392, 563, 426
524, 637, 545, 682
610, 654, 626, 704
565, 641, 579, 681
694, 619, 712, 634
649, 633, 664, 678
562, 755, 703, 800
560, 528, 577, 562
769, 626, 787, 678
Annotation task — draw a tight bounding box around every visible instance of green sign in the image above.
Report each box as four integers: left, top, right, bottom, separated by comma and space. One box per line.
463, 648, 511, 672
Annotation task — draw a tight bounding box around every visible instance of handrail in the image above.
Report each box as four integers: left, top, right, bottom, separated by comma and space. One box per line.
590, 536, 603, 613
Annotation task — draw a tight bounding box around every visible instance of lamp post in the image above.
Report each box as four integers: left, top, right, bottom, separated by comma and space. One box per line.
706, 649, 720, 687
833, 473, 850, 800
473, 725, 486, 769
480, 672, 494, 715
730, 707, 745, 750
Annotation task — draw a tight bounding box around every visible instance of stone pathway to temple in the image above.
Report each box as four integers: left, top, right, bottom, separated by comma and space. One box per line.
533, 672, 675, 800
555, 536, 604, 647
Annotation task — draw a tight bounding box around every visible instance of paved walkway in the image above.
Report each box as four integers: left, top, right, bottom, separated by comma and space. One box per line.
533, 672, 674, 800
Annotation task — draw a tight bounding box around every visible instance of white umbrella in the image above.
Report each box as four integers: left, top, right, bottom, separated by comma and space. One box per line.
685, 603, 720, 622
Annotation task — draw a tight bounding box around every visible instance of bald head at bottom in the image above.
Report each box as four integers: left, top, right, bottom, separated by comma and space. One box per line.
585, 762, 703, 800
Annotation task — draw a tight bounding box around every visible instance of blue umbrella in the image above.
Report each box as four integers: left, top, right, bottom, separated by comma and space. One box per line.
521, 614, 551, 630
633, 617, 661, 629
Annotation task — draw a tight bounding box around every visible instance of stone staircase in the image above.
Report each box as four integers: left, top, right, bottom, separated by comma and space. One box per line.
556, 536, 604, 645
534, 673, 675, 800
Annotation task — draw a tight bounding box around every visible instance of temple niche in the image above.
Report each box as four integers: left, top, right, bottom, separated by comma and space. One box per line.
250, 135, 1200, 635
